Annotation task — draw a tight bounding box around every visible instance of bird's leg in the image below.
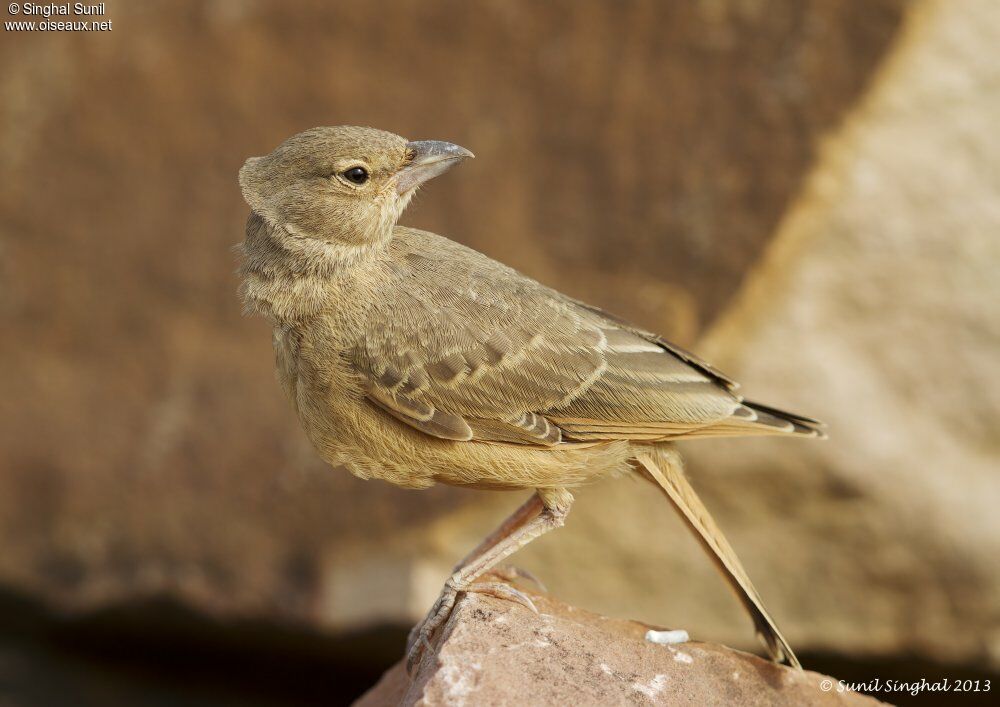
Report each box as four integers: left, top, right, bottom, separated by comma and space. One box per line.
405, 493, 545, 668
451, 492, 544, 569
406, 488, 573, 673
448, 492, 549, 592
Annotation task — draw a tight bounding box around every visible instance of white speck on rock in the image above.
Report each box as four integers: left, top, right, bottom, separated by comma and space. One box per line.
599, 663, 614, 675
645, 629, 689, 645
731, 671, 740, 680
437, 659, 482, 705
674, 651, 694, 664
632, 674, 669, 700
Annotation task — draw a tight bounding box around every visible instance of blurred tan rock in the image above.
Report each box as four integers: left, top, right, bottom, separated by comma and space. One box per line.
0, 0, 904, 634
354, 584, 882, 707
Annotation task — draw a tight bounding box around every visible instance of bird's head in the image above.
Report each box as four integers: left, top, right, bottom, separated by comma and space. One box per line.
239, 126, 473, 253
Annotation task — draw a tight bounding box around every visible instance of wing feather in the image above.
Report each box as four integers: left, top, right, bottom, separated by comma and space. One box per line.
351, 229, 818, 445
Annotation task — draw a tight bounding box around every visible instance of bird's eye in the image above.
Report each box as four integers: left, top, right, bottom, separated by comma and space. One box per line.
342, 166, 369, 185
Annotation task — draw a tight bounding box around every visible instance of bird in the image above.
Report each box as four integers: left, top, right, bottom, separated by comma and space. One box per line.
237, 125, 825, 673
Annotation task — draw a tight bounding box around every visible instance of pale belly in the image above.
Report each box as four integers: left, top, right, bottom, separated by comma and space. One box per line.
274, 327, 632, 491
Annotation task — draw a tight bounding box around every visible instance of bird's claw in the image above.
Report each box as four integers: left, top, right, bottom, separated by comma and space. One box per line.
405, 632, 434, 675
468, 581, 539, 614
405, 576, 541, 674
489, 565, 548, 593
406, 583, 459, 674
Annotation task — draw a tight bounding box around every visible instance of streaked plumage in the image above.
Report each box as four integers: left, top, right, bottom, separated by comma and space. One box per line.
238, 126, 824, 671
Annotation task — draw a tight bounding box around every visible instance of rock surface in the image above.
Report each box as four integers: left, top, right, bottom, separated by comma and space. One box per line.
354, 582, 881, 706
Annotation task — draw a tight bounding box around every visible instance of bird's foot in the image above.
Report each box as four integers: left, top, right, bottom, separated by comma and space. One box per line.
406, 581, 457, 675
405, 577, 540, 674
468, 580, 539, 613
488, 565, 548, 593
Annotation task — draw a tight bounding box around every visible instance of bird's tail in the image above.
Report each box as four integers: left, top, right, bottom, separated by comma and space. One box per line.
634, 446, 801, 669
678, 401, 827, 440
743, 401, 827, 438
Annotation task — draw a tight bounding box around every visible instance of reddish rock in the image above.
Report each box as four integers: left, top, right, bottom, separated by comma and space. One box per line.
355, 584, 882, 706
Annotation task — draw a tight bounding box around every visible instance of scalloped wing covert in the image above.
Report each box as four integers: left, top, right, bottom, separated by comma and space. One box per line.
351, 229, 753, 446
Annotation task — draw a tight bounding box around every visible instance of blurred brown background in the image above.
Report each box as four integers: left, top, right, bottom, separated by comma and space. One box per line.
2, 0, 998, 704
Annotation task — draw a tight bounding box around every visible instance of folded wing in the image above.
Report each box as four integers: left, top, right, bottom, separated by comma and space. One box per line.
352, 229, 823, 446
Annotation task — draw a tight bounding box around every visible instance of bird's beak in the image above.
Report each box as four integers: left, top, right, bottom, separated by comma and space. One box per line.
396, 140, 474, 195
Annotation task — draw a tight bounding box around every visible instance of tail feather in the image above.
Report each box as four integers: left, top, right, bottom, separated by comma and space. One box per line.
678, 401, 827, 441
635, 448, 801, 669
744, 401, 827, 438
